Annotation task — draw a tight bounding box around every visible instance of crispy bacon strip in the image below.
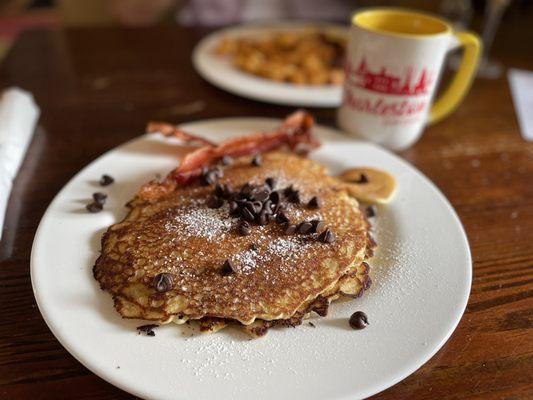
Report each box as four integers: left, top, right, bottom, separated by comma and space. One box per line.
139, 110, 320, 202
147, 122, 216, 147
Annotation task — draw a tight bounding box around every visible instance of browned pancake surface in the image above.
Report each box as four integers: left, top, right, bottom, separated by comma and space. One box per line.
94, 152, 370, 324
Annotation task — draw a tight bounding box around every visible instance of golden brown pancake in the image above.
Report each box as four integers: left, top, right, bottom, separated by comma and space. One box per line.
94, 151, 374, 335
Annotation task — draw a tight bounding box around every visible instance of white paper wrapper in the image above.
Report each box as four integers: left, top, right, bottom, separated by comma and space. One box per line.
0, 88, 40, 240
508, 68, 533, 141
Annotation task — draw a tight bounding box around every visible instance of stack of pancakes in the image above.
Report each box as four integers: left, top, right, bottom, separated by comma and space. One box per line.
94, 152, 375, 337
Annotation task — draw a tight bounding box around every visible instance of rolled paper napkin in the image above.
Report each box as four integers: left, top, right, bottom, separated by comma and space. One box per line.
0, 88, 40, 240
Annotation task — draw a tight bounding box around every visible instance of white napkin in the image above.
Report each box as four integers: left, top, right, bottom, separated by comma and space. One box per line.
0, 88, 40, 240
508, 68, 533, 141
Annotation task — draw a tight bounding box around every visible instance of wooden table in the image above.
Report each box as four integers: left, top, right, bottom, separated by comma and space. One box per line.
0, 23, 532, 400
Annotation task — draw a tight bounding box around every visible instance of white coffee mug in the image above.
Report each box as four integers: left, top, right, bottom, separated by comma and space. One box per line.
338, 8, 481, 150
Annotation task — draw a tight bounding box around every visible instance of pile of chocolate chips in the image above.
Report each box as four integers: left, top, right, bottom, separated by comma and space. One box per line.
199, 156, 337, 276
206, 175, 335, 243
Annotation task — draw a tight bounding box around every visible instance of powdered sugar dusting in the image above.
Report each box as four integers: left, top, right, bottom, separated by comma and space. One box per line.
164, 203, 235, 242
233, 236, 313, 274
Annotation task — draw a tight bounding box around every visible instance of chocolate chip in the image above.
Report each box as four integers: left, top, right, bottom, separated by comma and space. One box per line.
250, 243, 258, 251
364, 276, 372, 290
221, 155, 233, 166
234, 192, 247, 201
223, 184, 234, 198
251, 155, 262, 166
241, 183, 253, 196
276, 211, 289, 224
354, 173, 369, 184
298, 222, 313, 234
252, 201, 263, 214
272, 202, 283, 215
365, 205, 377, 218
262, 200, 273, 214
349, 311, 369, 330
229, 201, 239, 216
86, 202, 103, 213
318, 228, 335, 243
254, 189, 269, 202
221, 259, 235, 276
137, 324, 158, 336
265, 177, 277, 189
269, 191, 280, 204
99, 174, 114, 186
92, 192, 107, 204
207, 196, 223, 209
283, 185, 295, 196
241, 206, 255, 222
284, 224, 297, 234
308, 196, 322, 209
214, 183, 225, 197
152, 273, 174, 292
288, 191, 301, 204
238, 220, 251, 236
257, 211, 268, 226
310, 219, 324, 233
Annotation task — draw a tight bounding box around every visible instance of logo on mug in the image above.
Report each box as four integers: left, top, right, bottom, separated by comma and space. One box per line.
343, 58, 435, 125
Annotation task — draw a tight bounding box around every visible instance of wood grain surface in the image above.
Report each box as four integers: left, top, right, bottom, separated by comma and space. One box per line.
0, 20, 532, 400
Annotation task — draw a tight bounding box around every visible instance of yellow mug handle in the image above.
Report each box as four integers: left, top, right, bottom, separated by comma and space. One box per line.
429, 32, 481, 124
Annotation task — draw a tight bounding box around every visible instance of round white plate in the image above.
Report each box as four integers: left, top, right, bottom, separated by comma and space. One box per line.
192, 23, 347, 107
31, 118, 471, 400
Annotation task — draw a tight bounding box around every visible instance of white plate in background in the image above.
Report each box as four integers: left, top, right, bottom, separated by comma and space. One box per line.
193, 23, 347, 107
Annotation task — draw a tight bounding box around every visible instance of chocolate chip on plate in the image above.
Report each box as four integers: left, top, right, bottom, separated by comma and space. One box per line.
365, 205, 377, 218
99, 174, 114, 186
349, 311, 369, 330
307, 196, 322, 209
136, 324, 158, 337
86, 202, 103, 213
92, 192, 107, 204
221, 259, 236, 276
152, 273, 174, 293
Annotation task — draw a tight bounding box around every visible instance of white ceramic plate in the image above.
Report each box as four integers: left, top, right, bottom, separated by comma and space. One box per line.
31, 118, 471, 400
192, 23, 347, 107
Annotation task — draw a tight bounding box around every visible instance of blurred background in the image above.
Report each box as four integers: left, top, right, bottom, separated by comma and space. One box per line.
1, 0, 532, 78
